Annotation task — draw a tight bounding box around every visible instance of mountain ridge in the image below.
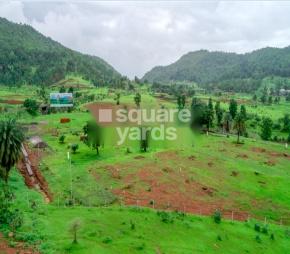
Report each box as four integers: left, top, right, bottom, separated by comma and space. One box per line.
142, 46, 290, 92
0, 17, 121, 86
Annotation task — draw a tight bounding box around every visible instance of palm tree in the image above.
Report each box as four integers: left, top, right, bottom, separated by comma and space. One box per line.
0, 119, 24, 184
233, 113, 246, 144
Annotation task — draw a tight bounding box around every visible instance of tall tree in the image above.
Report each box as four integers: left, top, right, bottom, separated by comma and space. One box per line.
134, 93, 141, 108
233, 113, 246, 144
59, 86, 66, 93
240, 105, 247, 120
23, 99, 38, 116
223, 112, 232, 134
181, 95, 186, 109
115, 93, 120, 105
83, 121, 103, 155
140, 127, 150, 152
215, 101, 223, 127
260, 117, 273, 141
177, 94, 186, 110
0, 119, 24, 183
229, 99, 238, 120
191, 98, 208, 129
206, 98, 214, 131
252, 94, 257, 102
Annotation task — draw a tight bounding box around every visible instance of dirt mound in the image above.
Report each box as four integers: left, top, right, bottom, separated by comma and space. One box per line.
264, 160, 276, 166
155, 151, 179, 160
231, 171, 239, 177
252, 147, 266, 153
236, 154, 248, 159
188, 155, 196, 160
104, 165, 122, 179
134, 155, 145, 159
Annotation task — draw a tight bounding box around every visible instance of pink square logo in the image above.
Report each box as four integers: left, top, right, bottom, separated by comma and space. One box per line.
98, 109, 112, 123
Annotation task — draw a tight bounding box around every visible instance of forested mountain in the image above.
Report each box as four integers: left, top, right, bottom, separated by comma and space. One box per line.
143, 47, 290, 92
0, 18, 121, 86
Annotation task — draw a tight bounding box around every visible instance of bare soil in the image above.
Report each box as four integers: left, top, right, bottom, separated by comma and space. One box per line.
0, 234, 38, 254
17, 144, 52, 203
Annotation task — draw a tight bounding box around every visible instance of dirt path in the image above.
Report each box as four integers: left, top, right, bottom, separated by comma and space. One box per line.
17, 144, 52, 203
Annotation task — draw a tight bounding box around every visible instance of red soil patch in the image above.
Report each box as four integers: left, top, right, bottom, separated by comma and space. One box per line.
105, 154, 249, 221
264, 160, 276, 166
60, 118, 71, 123
86, 102, 134, 126
236, 154, 248, 159
0, 99, 23, 105
251, 147, 266, 153
155, 150, 179, 160
134, 155, 145, 160
0, 234, 38, 254
231, 171, 239, 177
251, 147, 290, 160
17, 144, 52, 203
104, 165, 122, 179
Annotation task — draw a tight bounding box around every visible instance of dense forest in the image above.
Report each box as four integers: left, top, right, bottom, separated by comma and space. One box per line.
0, 18, 121, 86
143, 48, 290, 92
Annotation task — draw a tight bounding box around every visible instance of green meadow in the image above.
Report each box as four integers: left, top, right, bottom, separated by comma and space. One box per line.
0, 82, 289, 254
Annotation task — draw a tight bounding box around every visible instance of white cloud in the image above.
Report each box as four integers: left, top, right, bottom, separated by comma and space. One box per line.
1, 1, 290, 78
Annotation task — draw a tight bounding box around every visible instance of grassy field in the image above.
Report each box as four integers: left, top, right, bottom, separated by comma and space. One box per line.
0, 82, 289, 253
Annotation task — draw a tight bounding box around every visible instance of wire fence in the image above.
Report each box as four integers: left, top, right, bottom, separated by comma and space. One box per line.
25, 190, 290, 226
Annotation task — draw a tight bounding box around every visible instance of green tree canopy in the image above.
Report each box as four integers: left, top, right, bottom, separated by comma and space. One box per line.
0, 118, 24, 183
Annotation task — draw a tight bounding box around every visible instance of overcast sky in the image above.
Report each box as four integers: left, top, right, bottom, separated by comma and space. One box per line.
1, 1, 290, 78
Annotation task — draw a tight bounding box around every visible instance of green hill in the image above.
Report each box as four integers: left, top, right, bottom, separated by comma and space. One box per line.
142, 47, 290, 92
0, 18, 121, 86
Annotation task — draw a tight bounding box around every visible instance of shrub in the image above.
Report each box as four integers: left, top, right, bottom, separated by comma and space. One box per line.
157, 211, 174, 224
23, 99, 38, 115
102, 237, 112, 244
130, 220, 135, 230
262, 225, 268, 235
255, 235, 262, 243
270, 233, 275, 240
216, 235, 222, 241
59, 135, 66, 144
254, 223, 261, 232
213, 210, 222, 224
0, 187, 23, 231
135, 243, 145, 250
71, 143, 79, 154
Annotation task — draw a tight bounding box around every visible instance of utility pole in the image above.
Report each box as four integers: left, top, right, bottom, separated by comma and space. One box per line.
67, 151, 73, 205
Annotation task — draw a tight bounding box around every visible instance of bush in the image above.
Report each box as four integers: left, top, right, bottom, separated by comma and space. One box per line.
255, 235, 262, 243
59, 135, 65, 144
130, 220, 135, 230
262, 225, 268, 235
216, 235, 222, 241
135, 243, 145, 251
213, 210, 222, 224
71, 143, 79, 154
254, 223, 261, 232
23, 99, 38, 115
102, 237, 112, 244
270, 233, 275, 240
157, 211, 174, 224
0, 187, 23, 231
